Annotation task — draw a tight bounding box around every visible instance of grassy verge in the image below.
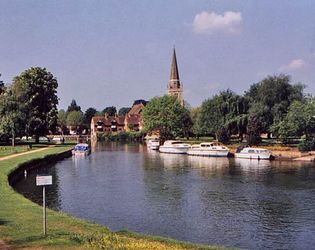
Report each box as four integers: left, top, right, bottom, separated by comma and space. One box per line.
0, 145, 227, 249
0, 145, 30, 157
0, 143, 55, 158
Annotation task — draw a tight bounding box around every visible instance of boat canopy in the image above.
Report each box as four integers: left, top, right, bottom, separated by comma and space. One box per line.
74, 144, 89, 151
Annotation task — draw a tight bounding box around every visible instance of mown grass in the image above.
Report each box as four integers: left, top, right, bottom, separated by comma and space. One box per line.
0, 145, 30, 157
0, 145, 228, 249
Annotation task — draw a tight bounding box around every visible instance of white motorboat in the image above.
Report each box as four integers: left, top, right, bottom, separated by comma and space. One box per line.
187, 142, 229, 157
234, 147, 271, 160
72, 143, 90, 156
159, 140, 191, 154
147, 138, 160, 150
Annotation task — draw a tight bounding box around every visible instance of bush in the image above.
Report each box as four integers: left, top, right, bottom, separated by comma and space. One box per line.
298, 138, 315, 152
216, 128, 229, 144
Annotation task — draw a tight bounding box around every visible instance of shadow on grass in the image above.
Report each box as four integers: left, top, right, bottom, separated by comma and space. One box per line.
0, 218, 9, 225
8, 231, 77, 247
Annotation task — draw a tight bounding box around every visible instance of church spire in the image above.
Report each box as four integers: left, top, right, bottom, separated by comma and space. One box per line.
170, 48, 180, 84
167, 47, 184, 106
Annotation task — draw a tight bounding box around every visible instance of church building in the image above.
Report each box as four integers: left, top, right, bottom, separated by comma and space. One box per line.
167, 48, 184, 106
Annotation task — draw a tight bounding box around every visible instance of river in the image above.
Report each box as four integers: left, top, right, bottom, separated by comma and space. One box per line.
14, 142, 315, 249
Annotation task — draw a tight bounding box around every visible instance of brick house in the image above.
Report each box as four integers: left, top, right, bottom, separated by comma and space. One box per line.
91, 100, 146, 137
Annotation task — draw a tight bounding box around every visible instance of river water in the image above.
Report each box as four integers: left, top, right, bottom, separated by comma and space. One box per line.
14, 142, 315, 249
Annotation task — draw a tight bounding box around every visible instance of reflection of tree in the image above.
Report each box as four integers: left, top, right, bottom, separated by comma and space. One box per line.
13, 162, 61, 211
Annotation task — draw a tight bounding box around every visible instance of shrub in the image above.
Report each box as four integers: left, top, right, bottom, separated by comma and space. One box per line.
298, 138, 315, 152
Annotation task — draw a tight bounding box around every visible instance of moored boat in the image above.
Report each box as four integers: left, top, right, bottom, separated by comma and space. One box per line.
147, 138, 160, 150
72, 143, 90, 156
187, 142, 229, 157
159, 140, 190, 154
234, 147, 271, 160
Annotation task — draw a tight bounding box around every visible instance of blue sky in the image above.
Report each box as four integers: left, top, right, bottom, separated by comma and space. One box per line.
1, 0, 314, 111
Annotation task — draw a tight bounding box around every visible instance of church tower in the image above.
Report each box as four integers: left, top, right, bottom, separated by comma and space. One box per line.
167, 48, 184, 106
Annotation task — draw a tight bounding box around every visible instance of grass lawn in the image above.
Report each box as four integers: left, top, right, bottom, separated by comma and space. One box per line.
0, 144, 228, 249
0, 145, 30, 157
0, 143, 54, 158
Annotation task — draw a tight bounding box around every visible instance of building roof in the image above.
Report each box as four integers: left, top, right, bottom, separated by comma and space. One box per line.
92, 115, 125, 126
169, 48, 181, 88
126, 114, 141, 125
128, 103, 145, 116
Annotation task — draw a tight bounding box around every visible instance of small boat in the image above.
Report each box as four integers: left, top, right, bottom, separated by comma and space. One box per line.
147, 138, 160, 150
72, 143, 90, 156
159, 140, 190, 154
234, 147, 271, 160
187, 142, 229, 157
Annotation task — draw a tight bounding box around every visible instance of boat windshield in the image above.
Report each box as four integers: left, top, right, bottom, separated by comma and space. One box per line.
171, 141, 184, 144
75, 145, 88, 151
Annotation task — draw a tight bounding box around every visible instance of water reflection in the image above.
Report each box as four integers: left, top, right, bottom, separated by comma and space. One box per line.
14, 142, 315, 249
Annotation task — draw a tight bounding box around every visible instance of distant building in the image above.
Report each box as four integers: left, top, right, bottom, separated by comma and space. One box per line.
91, 100, 146, 137
167, 48, 184, 106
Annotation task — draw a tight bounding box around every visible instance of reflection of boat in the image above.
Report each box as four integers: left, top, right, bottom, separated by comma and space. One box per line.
187, 155, 230, 169
234, 158, 271, 169
72, 143, 90, 156
159, 140, 190, 154
235, 147, 271, 160
187, 142, 229, 157
147, 138, 160, 150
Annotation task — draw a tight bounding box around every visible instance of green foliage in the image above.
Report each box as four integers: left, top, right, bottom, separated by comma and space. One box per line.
57, 109, 68, 135
246, 110, 262, 145
102, 106, 117, 116
67, 99, 81, 113
143, 95, 192, 140
197, 89, 248, 141
216, 127, 230, 144
0, 90, 24, 136
11, 67, 59, 141
84, 107, 97, 124
272, 99, 315, 140
246, 74, 304, 133
298, 138, 315, 152
118, 107, 131, 116
66, 111, 84, 128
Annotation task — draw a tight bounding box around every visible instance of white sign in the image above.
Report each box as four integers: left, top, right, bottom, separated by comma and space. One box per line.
36, 175, 52, 186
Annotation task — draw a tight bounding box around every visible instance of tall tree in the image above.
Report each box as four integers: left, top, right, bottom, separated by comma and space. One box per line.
66, 111, 84, 133
245, 74, 304, 135
143, 95, 192, 141
102, 106, 117, 116
197, 89, 248, 142
67, 99, 81, 113
272, 99, 315, 140
0, 89, 25, 146
84, 107, 97, 124
11, 67, 58, 142
57, 109, 68, 135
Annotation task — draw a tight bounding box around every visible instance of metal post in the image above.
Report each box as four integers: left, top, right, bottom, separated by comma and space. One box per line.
43, 186, 46, 236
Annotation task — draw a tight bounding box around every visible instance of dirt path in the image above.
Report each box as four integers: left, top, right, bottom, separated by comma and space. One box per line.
0, 240, 9, 250
0, 146, 55, 162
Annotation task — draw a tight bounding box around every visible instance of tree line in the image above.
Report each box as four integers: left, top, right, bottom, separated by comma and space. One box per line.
143, 75, 315, 149
0, 68, 132, 144
1, 67, 314, 149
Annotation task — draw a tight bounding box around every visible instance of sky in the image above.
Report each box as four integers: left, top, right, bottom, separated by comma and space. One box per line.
1, 0, 315, 111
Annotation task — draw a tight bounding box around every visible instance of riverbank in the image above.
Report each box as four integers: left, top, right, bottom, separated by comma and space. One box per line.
0, 145, 225, 249
180, 139, 315, 162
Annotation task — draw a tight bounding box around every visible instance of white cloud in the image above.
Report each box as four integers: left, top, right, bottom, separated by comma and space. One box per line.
279, 59, 306, 71
193, 11, 242, 34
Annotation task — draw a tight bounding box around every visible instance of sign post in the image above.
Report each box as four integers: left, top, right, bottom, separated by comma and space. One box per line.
36, 175, 52, 236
